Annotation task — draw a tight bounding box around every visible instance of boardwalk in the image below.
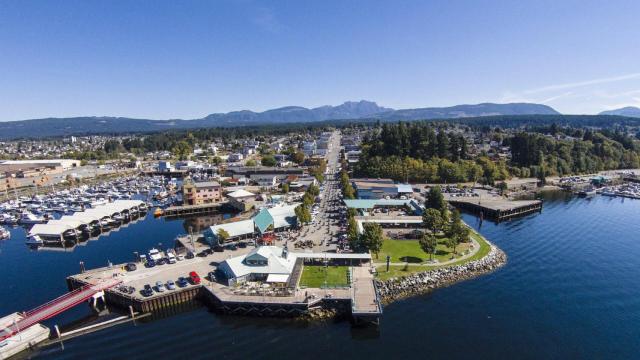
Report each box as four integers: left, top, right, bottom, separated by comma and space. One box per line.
351, 267, 382, 316
0, 279, 120, 341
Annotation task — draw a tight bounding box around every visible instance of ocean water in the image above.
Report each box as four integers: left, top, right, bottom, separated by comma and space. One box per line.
3, 193, 640, 359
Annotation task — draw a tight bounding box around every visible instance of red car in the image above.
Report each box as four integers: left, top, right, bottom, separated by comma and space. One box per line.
189, 271, 201, 285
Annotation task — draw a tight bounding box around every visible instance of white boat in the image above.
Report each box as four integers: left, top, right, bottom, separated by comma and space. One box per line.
19, 212, 47, 224
26, 234, 43, 245
0, 227, 10, 240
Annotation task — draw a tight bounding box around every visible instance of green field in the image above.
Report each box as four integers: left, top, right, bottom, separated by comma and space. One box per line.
377, 236, 471, 264
299, 265, 350, 288
375, 229, 491, 281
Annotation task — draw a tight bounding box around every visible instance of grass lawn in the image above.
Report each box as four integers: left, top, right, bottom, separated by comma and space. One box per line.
299, 265, 350, 288
375, 229, 491, 281
377, 236, 471, 264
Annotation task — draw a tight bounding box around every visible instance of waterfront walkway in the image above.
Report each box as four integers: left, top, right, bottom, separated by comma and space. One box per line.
0, 279, 120, 341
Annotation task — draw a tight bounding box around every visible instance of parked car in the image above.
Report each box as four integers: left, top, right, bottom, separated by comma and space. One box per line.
166, 280, 176, 290
189, 271, 201, 285
197, 250, 208, 257
145, 258, 156, 268
155, 281, 166, 292
177, 277, 188, 287
213, 246, 224, 252
176, 254, 185, 261
167, 253, 177, 264
125, 263, 137, 272
142, 284, 153, 297
185, 251, 195, 259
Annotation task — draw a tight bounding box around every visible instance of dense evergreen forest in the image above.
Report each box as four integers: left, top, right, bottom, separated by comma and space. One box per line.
354, 121, 640, 183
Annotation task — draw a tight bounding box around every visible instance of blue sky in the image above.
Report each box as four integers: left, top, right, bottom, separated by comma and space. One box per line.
1, 0, 639, 120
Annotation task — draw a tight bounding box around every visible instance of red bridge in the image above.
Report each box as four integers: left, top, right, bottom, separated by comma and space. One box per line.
0, 279, 120, 341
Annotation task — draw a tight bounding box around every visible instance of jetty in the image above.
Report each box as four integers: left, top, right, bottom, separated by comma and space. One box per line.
447, 196, 542, 221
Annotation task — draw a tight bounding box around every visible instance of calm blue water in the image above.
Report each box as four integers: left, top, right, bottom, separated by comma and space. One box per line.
3, 193, 640, 359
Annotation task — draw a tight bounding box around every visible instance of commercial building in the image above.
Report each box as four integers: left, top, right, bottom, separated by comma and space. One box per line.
0, 159, 81, 178
203, 203, 300, 245
217, 245, 372, 287
217, 246, 296, 286
227, 189, 258, 212
182, 179, 222, 206
352, 178, 398, 199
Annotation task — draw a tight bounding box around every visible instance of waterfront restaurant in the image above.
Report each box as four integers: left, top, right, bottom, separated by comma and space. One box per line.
217, 246, 297, 286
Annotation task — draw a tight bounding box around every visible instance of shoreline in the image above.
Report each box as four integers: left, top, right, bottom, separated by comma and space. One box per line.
375, 240, 507, 304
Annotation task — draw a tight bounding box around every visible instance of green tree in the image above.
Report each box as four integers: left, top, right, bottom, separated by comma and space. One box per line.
360, 223, 384, 258
261, 155, 277, 167
282, 183, 289, 193
419, 233, 438, 261
216, 228, 230, 245
497, 181, 508, 195
426, 186, 446, 213
422, 208, 445, 234
292, 151, 305, 164
294, 204, 311, 225
347, 216, 360, 250
245, 159, 257, 166
171, 141, 193, 161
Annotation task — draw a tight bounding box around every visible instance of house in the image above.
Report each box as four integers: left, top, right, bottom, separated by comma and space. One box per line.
302, 141, 316, 156
228, 153, 244, 162
158, 161, 173, 172
251, 174, 278, 188
182, 179, 222, 205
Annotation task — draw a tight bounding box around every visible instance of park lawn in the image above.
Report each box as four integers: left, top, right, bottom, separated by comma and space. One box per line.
377, 237, 471, 264
299, 265, 350, 288
375, 229, 491, 281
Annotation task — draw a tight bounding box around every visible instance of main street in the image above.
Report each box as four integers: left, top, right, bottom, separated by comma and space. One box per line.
296, 131, 345, 252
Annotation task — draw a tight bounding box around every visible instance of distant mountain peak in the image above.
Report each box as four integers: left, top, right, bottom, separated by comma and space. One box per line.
599, 106, 640, 118
0, 101, 560, 139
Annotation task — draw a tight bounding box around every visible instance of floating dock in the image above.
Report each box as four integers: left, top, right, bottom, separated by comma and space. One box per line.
447, 197, 542, 221
0, 313, 49, 359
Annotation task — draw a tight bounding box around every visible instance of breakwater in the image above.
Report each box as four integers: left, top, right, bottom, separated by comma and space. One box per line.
376, 241, 507, 303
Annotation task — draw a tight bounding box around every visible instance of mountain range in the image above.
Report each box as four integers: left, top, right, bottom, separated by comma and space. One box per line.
599, 106, 640, 118
0, 101, 560, 139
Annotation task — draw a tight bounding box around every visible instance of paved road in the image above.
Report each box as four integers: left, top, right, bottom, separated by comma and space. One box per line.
296, 131, 344, 251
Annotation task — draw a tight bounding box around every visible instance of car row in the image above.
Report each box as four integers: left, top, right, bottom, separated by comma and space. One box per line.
140, 271, 202, 297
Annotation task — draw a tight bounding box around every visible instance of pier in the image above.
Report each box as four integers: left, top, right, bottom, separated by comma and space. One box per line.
65, 248, 382, 323
447, 196, 542, 221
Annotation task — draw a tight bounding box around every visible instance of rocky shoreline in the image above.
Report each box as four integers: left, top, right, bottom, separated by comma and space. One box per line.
376, 241, 507, 304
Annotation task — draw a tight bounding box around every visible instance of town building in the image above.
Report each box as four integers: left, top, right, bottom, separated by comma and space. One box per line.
226, 189, 258, 212
0, 159, 81, 178
182, 179, 222, 205
352, 178, 398, 199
